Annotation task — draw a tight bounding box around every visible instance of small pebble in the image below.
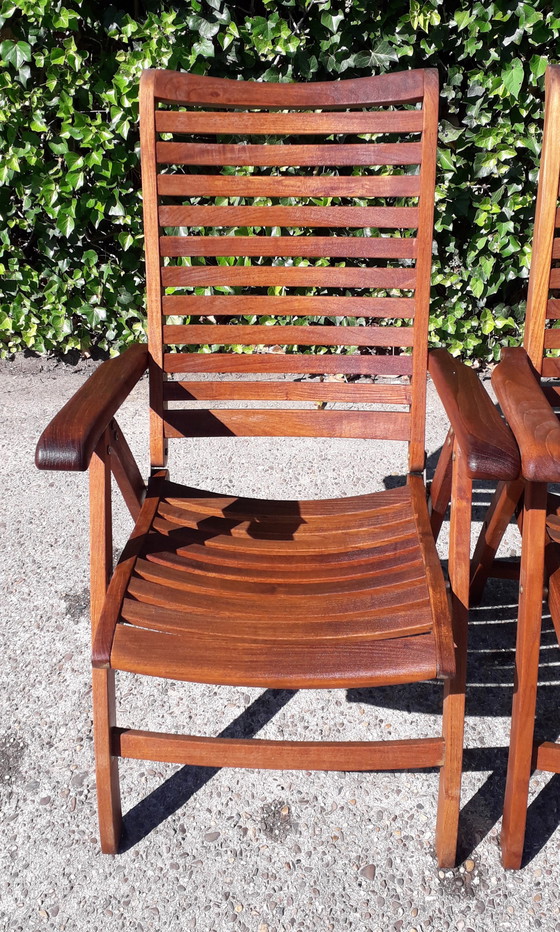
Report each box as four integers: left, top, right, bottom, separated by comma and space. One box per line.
204, 832, 220, 843
360, 864, 376, 881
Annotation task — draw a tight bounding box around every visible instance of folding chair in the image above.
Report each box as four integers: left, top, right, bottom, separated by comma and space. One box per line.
35, 68, 516, 863
469, 65, 560, 868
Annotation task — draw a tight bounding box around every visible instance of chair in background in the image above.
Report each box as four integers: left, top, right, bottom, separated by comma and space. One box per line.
467, 65, 560, 869
36, 68, 516, 864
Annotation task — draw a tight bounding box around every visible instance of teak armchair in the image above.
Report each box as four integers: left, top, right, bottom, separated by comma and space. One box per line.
35, 68, 516, 864
469, 65, 560, 869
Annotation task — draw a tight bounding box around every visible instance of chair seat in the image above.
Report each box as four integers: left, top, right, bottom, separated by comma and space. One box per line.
105, 478, 454, 689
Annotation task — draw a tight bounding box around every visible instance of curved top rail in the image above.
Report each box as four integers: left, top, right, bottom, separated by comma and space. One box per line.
141, 68, 429, 109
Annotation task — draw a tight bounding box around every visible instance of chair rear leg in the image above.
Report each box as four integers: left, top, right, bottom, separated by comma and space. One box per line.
92, 666, 122, 854
435, 444, 471, 867
501, 482, 547, 869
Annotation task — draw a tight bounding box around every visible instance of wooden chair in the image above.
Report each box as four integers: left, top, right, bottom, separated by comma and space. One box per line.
466, 65, 560, 869
35, 68, 516, 864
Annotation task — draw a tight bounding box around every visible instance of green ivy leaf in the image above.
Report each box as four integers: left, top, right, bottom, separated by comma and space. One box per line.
1, 39, 31, 69
320, 11, 344, 33
502, 58, 524, 99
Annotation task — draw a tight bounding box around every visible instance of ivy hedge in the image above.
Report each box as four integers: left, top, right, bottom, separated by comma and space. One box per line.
0, 0, 557, 360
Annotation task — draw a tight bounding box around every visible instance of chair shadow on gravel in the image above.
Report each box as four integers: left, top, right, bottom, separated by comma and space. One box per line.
120, 688, 297, 852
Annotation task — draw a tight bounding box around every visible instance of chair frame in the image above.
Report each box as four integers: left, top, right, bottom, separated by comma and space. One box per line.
36, 68, 518, 864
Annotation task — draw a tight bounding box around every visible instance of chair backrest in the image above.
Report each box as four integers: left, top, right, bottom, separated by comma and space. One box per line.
139, 69, 438, 473
524, 66, 560, 379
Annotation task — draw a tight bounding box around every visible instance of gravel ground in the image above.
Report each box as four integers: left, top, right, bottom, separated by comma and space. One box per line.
1, 355, 560, 932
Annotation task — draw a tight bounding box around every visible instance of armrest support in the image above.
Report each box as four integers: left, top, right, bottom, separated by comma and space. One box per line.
429, 348, 520, 480
35, 344, 149, 472
492, 346, 560, 482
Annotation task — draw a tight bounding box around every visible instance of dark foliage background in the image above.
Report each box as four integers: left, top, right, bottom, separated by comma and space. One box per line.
0, 0, 557, 358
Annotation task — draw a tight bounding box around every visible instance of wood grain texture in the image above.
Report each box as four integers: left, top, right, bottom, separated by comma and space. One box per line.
112, 625, 439, 688
408, 473, 454, 678
501, 482, 548, 869
104, 477, 448, 690
157, 173, 422, 198
163, 380, 412, 404
158, 205, 419, 229
546, 298, 560, 318
163, 324, 414, 348
155, 109, 424, 135
163, 408, 411, 440
151, 68, 427, 107
435, 441, 470, 867
162, 351, 414, 376
492, 346, 560, 482
114, 729, 443, 771
534, 741, 560, 773
92, 667, 121, 854
107, 419, 146, 522
429, 348, 520, 480
429, 427, 453, 540
161, 295, 416, 318
92, 472, 168, 667
35, 344, 148, 472
160, 265, 417, 289
524, 66, 560, 366
159, 235, 417, 259
89, 434, 113, 648
469, 479, 524, 604
140, 69, 168, 468
156, 141, 422, 166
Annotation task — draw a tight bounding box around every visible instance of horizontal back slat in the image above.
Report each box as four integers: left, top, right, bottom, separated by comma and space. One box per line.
158, 205, 419, 229
141, 68, 436, 460
160, 235, 417, 259
156, 141, 422, 166
151, 69, 426, 107
549, 269, 560, 288
544, 328, 560, 348
162, 295, 415, 318
163, 380, 412, 404
542, 358, 560, 377
161, 265, 417, 288
157, 174, 422, 198
163, 409, 411, 440
547, 299, 560, 319
163, 352, 413, 376
155, 109, 424, 135
163, 324, 413, 348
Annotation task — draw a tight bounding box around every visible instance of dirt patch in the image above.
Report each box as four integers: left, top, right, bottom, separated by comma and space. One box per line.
260, 800, 295, 842
0, 730, 27, 791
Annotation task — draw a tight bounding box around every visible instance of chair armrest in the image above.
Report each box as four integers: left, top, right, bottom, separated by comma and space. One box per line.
492, 346, 560, 482
35, 344, 149, 472
428, 348, 520, 480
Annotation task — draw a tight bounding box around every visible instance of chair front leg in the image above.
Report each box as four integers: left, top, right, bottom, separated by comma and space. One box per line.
89, 431, 122, 853
435, 439, 471, 867
501, 481, 548, 869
